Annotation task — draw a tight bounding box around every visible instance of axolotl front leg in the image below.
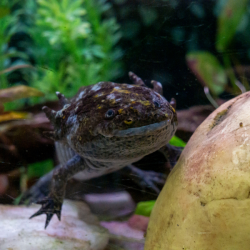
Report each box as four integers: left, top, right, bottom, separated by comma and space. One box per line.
22, 161, 168, 207
30, 154, 86, 229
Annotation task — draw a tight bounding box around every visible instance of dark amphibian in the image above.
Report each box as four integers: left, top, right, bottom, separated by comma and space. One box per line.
22, 72, 178, 228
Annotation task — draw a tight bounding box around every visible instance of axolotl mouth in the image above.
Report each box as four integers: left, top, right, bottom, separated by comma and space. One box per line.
97, 119, 173, 137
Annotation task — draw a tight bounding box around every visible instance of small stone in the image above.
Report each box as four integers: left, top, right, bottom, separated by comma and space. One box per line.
128, 214, 149, 232
84, 191, 135, 219
101, 220, 144, 250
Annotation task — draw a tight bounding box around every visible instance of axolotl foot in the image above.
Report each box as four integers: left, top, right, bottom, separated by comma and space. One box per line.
19, 169, 54, 205
30, 195, 62, 229
126, 165, 166, 193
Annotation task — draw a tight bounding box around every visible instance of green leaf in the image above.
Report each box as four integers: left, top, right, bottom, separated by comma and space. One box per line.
14, 159, 54, 205
0, 111, 31, 123
186, 51, 227, 95
14, 193, 22, 205
0, 7, 10, 18
169, 135, 186, 147
138, 6, 157, 26
0, 85, 44, 103
216, 0, 248, 52
27, 159, 54, 179
135, 200, 156, 217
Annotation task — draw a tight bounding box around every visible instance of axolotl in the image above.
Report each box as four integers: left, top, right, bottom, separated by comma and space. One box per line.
22, 72, 177, 228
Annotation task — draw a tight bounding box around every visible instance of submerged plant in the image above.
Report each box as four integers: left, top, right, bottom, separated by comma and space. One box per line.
0, 0, 17, 89
186, 0, 249, 107
30, 0, 123, 101
0, 0, 123, 108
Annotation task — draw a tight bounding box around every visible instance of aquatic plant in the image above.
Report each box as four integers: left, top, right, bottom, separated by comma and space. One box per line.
30, 0, 123, 101
1, 0, 123, 107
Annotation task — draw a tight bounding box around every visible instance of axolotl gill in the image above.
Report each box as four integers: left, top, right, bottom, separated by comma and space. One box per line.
23, 72, 177, 228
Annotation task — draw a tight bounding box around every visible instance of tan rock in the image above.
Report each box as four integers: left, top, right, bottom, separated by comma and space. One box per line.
145, 92, 250, 250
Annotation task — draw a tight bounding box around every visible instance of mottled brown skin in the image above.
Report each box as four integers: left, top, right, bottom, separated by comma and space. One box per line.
24, 72, 178, 229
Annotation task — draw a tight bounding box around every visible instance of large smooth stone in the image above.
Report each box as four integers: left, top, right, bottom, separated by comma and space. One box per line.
145, 92, 250, 249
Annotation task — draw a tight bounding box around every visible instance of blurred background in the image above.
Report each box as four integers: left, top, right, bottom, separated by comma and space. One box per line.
0, 0, 250, 206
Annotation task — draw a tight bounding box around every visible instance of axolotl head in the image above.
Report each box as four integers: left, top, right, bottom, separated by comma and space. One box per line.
43, 79, 177, 162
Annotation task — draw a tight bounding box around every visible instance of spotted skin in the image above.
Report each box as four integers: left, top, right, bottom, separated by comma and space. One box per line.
23, 72, 178, 229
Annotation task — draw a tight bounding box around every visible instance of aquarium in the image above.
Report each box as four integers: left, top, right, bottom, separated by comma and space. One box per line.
0, 0, 250, 249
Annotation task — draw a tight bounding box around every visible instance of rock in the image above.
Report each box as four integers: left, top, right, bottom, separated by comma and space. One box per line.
128, 214, 149, 232
84, 191, 135, 219
145, 91, 250, 249
0, 200, 109, 250
101, 220, 144, 250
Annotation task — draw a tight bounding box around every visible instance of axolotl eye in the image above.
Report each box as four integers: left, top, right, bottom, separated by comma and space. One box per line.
105, 109, 115, 119
154, 101, 161, 108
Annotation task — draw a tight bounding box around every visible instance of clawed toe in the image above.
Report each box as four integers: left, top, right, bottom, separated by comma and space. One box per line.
30, 196, 62, 229
141, 171, 167, 194
127, 165, 167, 194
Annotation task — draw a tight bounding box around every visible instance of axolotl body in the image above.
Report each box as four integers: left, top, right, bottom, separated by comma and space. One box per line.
23, 72, 177, 228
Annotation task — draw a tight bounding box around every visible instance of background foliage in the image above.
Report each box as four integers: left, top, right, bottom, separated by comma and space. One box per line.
0, 0, 123, 108
2, 0, 250, 109
111, 0, 250, 108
